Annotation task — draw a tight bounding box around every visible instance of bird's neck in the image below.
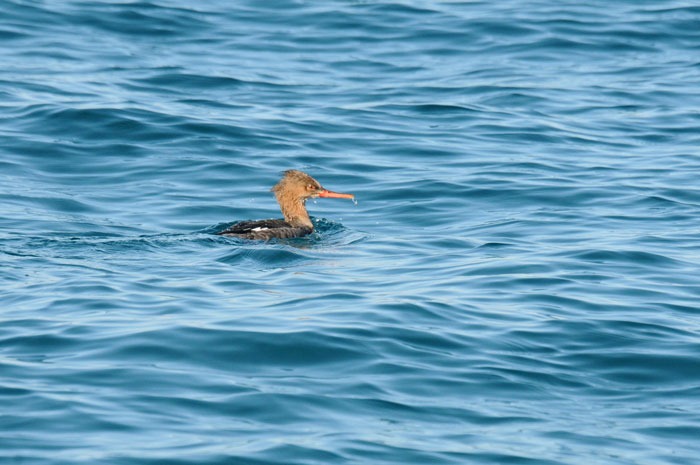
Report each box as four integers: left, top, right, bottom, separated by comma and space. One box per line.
277, 194, 313, 229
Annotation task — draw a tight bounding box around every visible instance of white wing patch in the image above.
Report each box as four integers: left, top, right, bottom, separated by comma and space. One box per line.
251, 227, 269, 231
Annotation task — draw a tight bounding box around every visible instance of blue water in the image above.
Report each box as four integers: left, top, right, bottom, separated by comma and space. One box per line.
2, 1, 700, 463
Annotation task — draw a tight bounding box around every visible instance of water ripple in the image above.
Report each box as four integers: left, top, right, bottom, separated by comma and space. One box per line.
2, 0, 700, 464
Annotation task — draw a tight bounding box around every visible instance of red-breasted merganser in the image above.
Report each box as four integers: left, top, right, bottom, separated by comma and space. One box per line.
217, 170, 355, 240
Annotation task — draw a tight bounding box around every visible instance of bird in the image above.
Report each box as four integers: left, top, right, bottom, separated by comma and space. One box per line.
217, 170, 355, 240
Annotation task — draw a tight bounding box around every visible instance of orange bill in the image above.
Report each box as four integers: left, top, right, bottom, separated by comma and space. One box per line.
318, 189, 354, 199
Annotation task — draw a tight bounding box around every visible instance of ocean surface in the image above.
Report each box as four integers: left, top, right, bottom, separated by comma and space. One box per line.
2, 1, 700, 464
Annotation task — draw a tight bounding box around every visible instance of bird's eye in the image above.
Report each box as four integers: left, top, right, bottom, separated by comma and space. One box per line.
307, 184, 316, 191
